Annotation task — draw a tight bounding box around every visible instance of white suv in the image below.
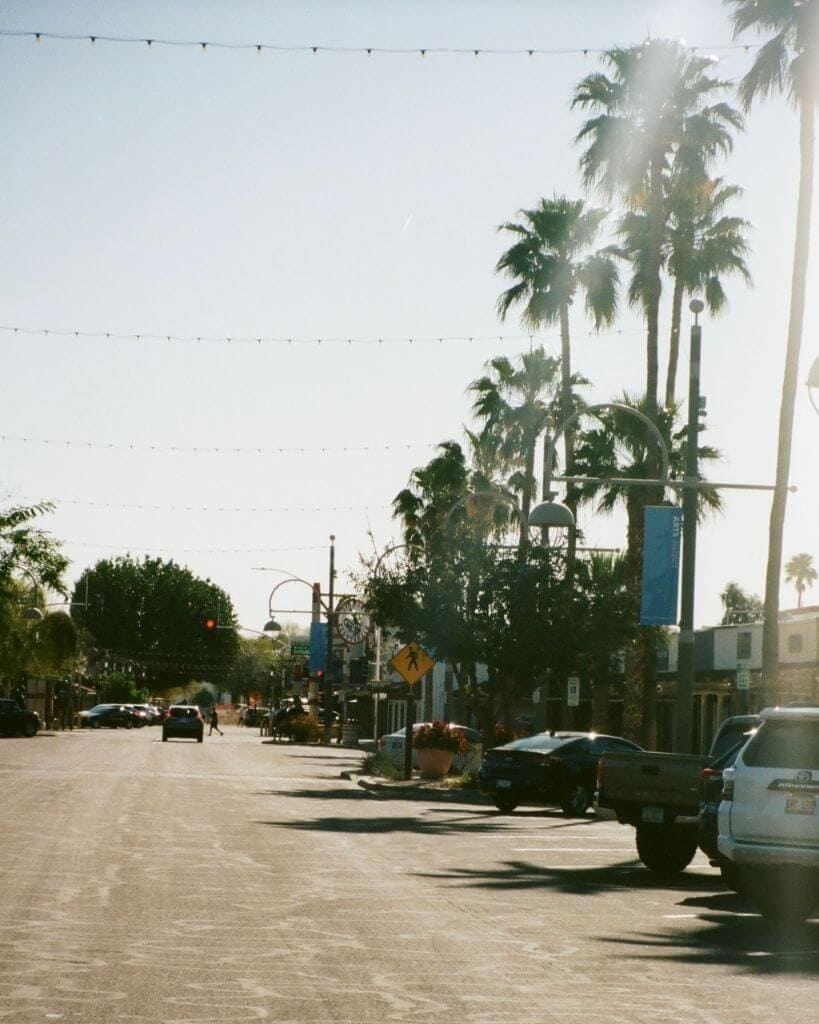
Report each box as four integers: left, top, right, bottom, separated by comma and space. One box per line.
718, 706, 819, 924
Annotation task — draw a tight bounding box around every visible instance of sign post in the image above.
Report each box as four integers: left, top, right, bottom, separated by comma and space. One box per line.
389, 642, 434, 779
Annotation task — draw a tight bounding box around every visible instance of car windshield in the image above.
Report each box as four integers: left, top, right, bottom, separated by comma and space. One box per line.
743, 719, 819, 771
497, 734, 571, 753
170, 708, 197, 719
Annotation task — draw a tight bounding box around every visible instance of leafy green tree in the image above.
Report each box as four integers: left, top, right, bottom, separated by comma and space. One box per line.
720, 581, 764, 625
0, 502, 69, 599
227, 635, 289, 703
573, 396, 721, 744
71, 557, 239, 690
573, 40, 742, 420
97, 671, 149, 705
726, 0, 818, 688
495, 197, 622, 534
784, 553, 817, 608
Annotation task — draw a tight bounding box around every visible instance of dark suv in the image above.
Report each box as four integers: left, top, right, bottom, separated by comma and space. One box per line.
162, 705, 204, 743
0, 699, 40, 738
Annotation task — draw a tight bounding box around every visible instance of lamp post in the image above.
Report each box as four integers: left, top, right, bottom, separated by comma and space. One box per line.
324, 535, 336, 744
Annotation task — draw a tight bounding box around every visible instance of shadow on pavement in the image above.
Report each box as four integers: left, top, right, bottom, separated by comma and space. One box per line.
255, 814, 526, 835
413, 857, 719, 894
600, 908, 819, 975
423, 806, 603, 825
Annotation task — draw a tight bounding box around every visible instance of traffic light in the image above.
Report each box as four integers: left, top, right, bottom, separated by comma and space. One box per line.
203, 616, 217, 636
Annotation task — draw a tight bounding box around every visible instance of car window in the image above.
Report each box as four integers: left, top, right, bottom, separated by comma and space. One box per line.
0, 700, 15, 713
742, 719, 819, 771
608, 739, 642, 753
170, 707, 197, 718
499, 734, 571, 752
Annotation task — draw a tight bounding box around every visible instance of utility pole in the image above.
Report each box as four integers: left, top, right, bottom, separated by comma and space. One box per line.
674, 299, 704, 753
323, 535, 336, 744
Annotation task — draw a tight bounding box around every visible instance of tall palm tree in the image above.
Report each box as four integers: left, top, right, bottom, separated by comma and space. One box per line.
620, 175, 752, 406
573, 396, 721, 745
726, 0, 818, 689
469, 348, 562, 556
495, 197, 622, 538
784, 553, 817, 608
573, 39, 742, 421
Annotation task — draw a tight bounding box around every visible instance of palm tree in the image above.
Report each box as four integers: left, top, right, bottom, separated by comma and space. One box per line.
726, 0, 818, 689
620, 175, 752, 406
495, 197, 622, 537
784, 553, 817, 609
572, 396, 721, 745
573, 39, 742, 421
468, 348, 562, 556
719, 581, 763, 625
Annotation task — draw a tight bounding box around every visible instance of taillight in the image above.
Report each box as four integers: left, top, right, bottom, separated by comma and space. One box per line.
597, 754, 606, 792
699, 766, 720, 796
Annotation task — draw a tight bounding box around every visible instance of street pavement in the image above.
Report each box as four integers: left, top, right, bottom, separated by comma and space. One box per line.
0, 725, 815, 1024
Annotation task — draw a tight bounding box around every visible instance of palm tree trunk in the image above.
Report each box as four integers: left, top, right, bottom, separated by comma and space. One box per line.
517, 441, 536, 558
762, 97, 815, 693
645, 157, 664, 421
666, 276, 684, 408
558, 303, 578, 566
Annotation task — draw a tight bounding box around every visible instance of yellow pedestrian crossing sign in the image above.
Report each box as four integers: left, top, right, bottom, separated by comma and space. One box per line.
389, 642, 434, 686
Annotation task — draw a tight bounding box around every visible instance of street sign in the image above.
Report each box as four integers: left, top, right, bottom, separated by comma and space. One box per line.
389, 642, 434, 686
567, 677, 580, 708
736, 665, 751, 691
290, 640, 310, 657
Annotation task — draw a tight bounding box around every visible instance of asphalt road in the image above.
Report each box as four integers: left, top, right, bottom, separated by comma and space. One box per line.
0, 726, 815, 1024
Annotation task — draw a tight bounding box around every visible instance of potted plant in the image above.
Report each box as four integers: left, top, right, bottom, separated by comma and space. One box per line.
412, 721, 466, 779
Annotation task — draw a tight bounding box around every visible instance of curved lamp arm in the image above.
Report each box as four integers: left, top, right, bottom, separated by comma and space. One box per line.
543, 401, 671, 499
268, 576, 328, 617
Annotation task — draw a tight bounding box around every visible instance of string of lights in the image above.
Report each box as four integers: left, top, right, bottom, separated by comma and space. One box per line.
0, 29, 760, 58
62, 540, 330, 555
20, 495, 390, 514
0, 434, 436, 456
0, 324, 644, 347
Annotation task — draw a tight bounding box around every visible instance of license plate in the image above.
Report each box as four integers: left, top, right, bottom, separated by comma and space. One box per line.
496, 779, 512, 789
785, 794, 817, 815
641, 806, 664, 824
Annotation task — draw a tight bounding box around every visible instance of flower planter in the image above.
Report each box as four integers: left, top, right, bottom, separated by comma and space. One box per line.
417, 747, 454, 779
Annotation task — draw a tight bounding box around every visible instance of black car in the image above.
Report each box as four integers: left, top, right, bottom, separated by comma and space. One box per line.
78, 704, 137, 729
0, 698, 40, 738
162, 705, 204, 742
479, 731, 643, 817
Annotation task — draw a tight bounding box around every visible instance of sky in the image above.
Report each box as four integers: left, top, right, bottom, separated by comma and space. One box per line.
1, 0, 817, 640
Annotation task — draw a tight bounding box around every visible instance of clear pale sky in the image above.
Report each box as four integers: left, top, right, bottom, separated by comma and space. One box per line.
1, 1, 817, 638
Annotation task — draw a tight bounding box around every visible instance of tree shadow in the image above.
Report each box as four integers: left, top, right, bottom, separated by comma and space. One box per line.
600, 909, 819, 975
413, 858, 720, 895
254, 814, 523, 835
423, 806, 603, 825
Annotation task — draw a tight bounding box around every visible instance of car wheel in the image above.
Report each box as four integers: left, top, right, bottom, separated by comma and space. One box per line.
635, 824, 698, 876
162, 733, 168, 742
718, 857, 746, 894
22, 720, 38, 738
91, 719, 101, 729
197, 736, 203, 743
745, 868, 815, 925
123, 718, 133, 729
560, 782, 591, 817
493, 798, 518, 813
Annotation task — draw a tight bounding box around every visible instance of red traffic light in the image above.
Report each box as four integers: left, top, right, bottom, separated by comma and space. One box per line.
203, 617, 217, 632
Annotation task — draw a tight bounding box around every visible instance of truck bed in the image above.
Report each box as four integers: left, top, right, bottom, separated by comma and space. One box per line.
597, 749, 712, 826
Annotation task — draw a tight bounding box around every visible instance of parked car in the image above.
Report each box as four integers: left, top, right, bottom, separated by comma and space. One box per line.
78, 704, 138, 729
379, 723, 482, 774
162, 705, 204, 743
480, 731, 643, 816
132, 704, 163, 726
0, 698, 40, 738
697, 741, 749, 889
718, 706, 819, 923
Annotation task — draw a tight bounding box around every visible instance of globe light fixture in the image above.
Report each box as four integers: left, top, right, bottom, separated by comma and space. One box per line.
527, 496, 576, 529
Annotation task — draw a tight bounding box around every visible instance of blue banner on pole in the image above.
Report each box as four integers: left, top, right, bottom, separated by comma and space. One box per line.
640, 506, 683, 626
309, 622, 327, 674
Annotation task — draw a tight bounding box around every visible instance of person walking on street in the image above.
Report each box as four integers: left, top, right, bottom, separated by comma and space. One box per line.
208, 705, 223, 737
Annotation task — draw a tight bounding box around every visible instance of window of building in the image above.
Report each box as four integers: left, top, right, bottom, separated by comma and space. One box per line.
787, 633, 803, 654
736, 632, 752, 660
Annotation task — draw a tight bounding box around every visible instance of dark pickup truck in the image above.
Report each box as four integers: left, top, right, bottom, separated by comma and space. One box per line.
595, 715, 760, 876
